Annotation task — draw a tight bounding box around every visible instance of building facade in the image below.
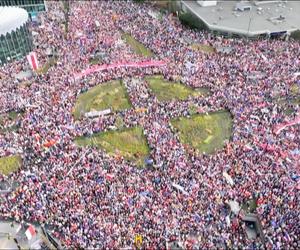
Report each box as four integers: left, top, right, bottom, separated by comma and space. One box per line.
0, 7, 33, 65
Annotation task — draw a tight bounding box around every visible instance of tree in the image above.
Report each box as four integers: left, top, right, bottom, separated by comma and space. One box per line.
290, 30, 300, 41
62, 0, 70, 34
179, 12, 207, 31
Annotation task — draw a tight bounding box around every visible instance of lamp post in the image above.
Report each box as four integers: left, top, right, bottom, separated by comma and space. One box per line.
247, 16, 252, 39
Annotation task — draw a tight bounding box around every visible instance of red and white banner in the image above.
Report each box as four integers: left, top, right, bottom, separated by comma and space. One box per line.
27, 52, 39, 71
25, 224, 36, 241
274, 114, 300, 135
74, 60, 167, 80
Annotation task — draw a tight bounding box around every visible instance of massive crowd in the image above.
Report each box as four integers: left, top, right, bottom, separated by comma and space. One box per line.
0, 1, 299, 248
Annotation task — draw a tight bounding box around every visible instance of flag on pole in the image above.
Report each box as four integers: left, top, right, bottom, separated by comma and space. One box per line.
27, 52, 39, 71
16, 224, 22, 233
25, 224, 36, 241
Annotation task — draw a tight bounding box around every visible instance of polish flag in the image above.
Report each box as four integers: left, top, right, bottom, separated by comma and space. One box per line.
27, 52, 39, 71
25, 224, 36, 241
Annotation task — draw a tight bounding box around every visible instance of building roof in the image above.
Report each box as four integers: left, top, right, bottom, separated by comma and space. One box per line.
182, 1, 300, 36
235, 2, 252, 11
0, 6, 29, 36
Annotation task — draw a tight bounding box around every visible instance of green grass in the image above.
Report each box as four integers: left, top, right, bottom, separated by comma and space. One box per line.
75, 127, 150, 166
285, 98, 300, 115
171, 110, 233, 154
146, 75, 209, 102
0, 111, 22, 132
0, 155, 22, 176
122, 33, 153, 58
153, 1, 169, 9
190, 44, 215, 53
73, 80, 132, 120
89, 57, 102, 65
36, 58, 57, 75
276, 96, 300, 116
290, 84, 300, 95
241, 199, 258, 213
7, 111, 18, 120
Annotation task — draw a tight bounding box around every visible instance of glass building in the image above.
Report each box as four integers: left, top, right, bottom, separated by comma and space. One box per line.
0, 7, 33, 65
0, 0, 46, 14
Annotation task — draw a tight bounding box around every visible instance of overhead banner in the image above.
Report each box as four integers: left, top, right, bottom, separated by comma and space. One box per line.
27, 52, 39, 71
74, 60, 167, 80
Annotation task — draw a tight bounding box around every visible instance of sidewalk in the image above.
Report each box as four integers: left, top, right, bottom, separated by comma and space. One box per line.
0, 220, 42, 249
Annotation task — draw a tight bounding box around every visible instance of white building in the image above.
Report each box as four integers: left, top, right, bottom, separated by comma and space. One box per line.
0, 7, 33, 64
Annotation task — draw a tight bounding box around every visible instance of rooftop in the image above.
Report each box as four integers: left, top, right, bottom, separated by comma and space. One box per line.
181, 0, 300, 36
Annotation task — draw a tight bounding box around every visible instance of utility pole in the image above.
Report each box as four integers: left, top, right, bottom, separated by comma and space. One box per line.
247, 16, 252, 39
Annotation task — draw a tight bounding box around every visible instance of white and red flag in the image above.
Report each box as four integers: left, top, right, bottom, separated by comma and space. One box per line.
27, 52, 39, 71
25, 224, 36, 241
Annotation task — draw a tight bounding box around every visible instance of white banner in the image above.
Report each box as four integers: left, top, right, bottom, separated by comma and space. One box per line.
85, 108, 111, 118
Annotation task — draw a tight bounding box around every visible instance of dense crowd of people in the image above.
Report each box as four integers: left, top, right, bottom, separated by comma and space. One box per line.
0, 1, 299, 248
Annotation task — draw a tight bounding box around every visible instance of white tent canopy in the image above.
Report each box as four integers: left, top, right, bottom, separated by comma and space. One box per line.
0, 7, 29, 36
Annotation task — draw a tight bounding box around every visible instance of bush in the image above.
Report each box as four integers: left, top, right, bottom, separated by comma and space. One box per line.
179, 12, 207, 30
291, 30, 300, 41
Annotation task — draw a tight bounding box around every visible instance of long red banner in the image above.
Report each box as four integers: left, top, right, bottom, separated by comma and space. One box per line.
74, 60, 166, 80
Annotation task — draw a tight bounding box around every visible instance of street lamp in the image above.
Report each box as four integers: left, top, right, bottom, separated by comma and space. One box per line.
247, 16, 252, 38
